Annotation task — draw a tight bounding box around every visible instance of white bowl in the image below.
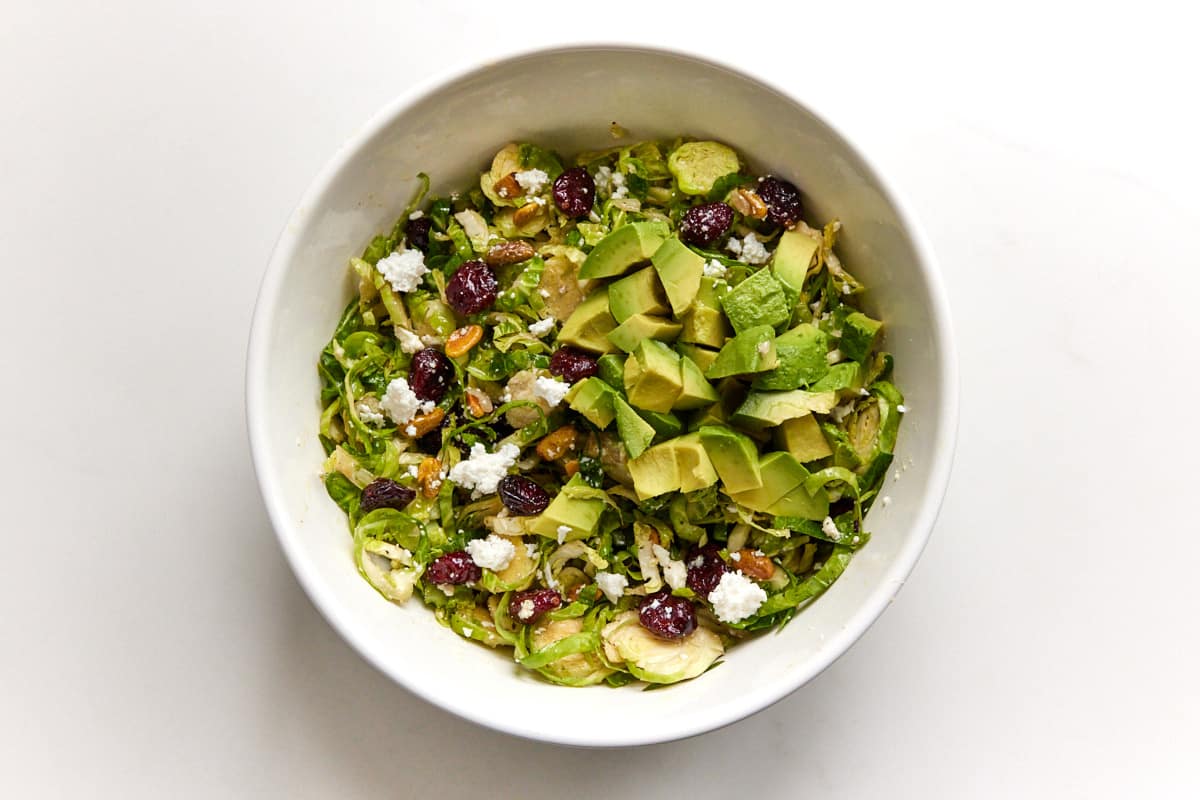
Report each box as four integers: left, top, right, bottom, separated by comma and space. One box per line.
246, 45, 957, 747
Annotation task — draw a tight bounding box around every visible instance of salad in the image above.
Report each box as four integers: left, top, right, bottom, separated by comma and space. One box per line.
318, 138, 903, 687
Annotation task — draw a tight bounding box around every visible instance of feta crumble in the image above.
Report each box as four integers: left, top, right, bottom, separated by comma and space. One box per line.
821, 516, 842, 541
514, 168, 549, 195
703, 259, 728, 279
726, 232, 769, 265
897, 404, 908, 413
756, 340, 770, 355
408, 210, 424, 220
394, 326, 424, 353
708, 571, 767, 623
556, 524, 571, 544
652, 544, 687, 590
380, 377, 435, 424
447, 443, 521, 497
538, 288, 551, 298
528, 317, 556, 337
407, 465, 419, 478
375, 248, 429, 293
525, 542, 539, 558
356, 402, 385, 426
594, 571, 628, 604
533, 376, 570, 408
610, 170, 628, 199
466, 534, 515, 572
516, 599, 537, 621
404, 425, 417, 437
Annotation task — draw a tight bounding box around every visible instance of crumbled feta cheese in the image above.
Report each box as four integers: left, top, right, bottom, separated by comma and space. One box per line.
556, 525, 571, 544
525, 542, 539, 558
826, 348, 844, 365
881, 495, 893, 508
610, 170, 628, 199
516, 599, 536, 621
651, 544, 687, 590
594, 166, 613, 195
841, 283, 852, 295
380, 377, 435, 424
465, 534, 516, 572
526, 195, 547, 206
407, 465, 419, 478
703, 259, 728, 279
538, 288, 551, 298
514, 169, 549, 195
897, 404, 908, 413
375, 248, 429, 293
726, 233, 769, 265
730, 551, 741, 562
394, 326, 424, 353
821, 516, 842, 541
528, 317, 556, 337
461, 627, 472, 637
447, 443, 521, 497
533, 376, 570, 408
588, 210, 601, 223
756, 340, 770, 355
356, 402, 386, 426
408, 210, 424, 220
404, 425, 417, 436
708, 571, 767, 623
858, 388, 870, 396
594, 571, 628, 603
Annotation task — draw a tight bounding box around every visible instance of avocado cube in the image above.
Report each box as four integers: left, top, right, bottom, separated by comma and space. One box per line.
527, 475, 607, 540
731, 389, 839, 429
752, 323, 830, 390
628, 443, 683, 499
771, 228, 820, 294
596, 353, 626, 390
606, 314, 683, 353
679, 305, 730, 349
579, 221, 670, 279
729, 451, 828, 520
623, 340, 683, 413
673, 356, 719, 410
608, 266, 670, 323
637, 409, 684, 439
677, 343, 720, 373
840, 311, 883, 362
651, 237, 706, 316
810, 362, 859, 392
705, 325, 777, 379
672, 433, 719, 492
614, 395, 656, 459
719, 268, 791, 334
565, 377, 617, 429
775, 415, 833, 463
688, 403, 726, 431
558, 290, 619, 354
699, 425, 763, 493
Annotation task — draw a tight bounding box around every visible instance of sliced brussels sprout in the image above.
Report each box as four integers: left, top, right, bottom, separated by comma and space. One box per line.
355, 539, 419, 603
453, 209, 490, 254
667, 141, 741, 196
601, 612, 724, 684
527, 618, 613, 686
537, 254, 589, 321
448, 602, 506, 647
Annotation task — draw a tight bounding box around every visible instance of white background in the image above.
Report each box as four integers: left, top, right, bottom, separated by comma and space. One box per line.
2, 1, 1198, 797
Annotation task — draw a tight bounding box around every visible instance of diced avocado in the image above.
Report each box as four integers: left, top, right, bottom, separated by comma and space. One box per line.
651, 237, 705, 316
771, 228, 820, 294
667, 141, 741, 196
672, 433, 719, 492
596, 353, 626, 390
602, 610, 724, 684
720, 268, 791, 334
673, 356, 719, 410
731, 389, 839, 429
729, 451, 828, 520
775, 415, 833, 463
579, 221, 670, 279
705, 325, 777, 379
677, 343, 719, 373
528, 475, 606, 540
689, 403, 726, 431
614, 395, 656, 459
607, 266, 669, 323
840, 311, 883, 362
565, 377, 617, 429
628, 442, 683, 499
699, 425, 763, 493
558, 290, 619, 354
679, 305, 729, 349
623, 340, 683, 413
637, 409, 684, 439
810, 361, 859, 392
606, 314, 682, 353
752, 324, 830, 390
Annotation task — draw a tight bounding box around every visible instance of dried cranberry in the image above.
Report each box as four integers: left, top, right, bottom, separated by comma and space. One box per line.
509, 588, 563, 624
685, 544, 728, 597
359, 478, 415, 513
552, 167, 596, 218
425, 551, 481, 585
548, 346, 599, 383
679, 202, 734, 247
756, 176, 803, 227
406, 217, 433, 252
408, 348, 453, 402
446, 260, 498, 315
638, 590, 697, 639
497, 475, 551, 516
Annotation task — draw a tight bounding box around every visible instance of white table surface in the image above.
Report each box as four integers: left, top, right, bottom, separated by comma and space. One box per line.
3, 1, 1198, 796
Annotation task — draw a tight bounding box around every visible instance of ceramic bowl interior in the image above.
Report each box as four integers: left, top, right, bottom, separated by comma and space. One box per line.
247, 45, 957, 747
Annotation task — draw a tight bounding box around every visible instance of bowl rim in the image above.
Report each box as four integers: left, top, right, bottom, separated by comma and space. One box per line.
246, 42, 959, 747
